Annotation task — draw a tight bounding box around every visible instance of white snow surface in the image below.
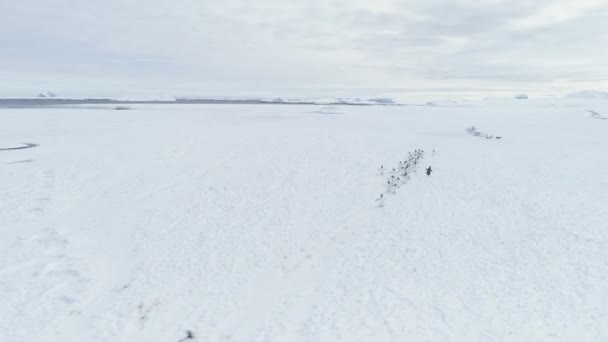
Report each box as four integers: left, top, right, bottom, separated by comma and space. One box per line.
1, 100, 607, 341
308, 106, 349, 115
566, 90, 608, 99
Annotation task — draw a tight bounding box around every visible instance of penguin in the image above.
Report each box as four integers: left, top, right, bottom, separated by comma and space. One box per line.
376, 194, 385, 207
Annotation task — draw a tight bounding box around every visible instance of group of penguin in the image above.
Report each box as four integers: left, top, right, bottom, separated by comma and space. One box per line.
375, 149, 434, 207
466, 126, 502, 140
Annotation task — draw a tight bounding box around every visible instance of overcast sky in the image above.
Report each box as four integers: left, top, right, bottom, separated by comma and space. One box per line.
1, 0, 607, 98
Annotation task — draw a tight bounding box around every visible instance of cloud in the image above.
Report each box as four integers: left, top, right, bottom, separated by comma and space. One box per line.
1, 0, 606, 97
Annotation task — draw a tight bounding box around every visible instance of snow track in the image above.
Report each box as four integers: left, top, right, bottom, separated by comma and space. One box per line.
0, 143, 38, 151
1, 101, 607, 341
587, 110, 607, 120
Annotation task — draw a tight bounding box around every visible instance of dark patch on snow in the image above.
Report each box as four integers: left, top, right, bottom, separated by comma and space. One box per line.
178, 330, 195, 341
5, 159, 35, 164
137, 299, 160, 329
0, 143, 39, 151
587, 110, 607, 120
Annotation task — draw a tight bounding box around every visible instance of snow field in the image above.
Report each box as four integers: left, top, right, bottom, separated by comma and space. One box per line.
0, 100, 607, 341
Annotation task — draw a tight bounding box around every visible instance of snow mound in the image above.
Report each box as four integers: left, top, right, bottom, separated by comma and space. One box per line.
425, 100, 467, 107
309, 106, 349, 115
37, 92, 57, 98
260, 97, 297, 103
368, 98, 396, 105
309, 98, 389, 105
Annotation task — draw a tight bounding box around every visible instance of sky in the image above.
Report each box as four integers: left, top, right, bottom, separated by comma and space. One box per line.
1, 0, 607, 99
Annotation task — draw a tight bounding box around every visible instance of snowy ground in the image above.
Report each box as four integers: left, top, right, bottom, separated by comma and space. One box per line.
1, 100, 607, 341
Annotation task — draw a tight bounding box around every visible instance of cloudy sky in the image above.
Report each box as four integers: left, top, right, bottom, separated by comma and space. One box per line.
1, 0, 607, 98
